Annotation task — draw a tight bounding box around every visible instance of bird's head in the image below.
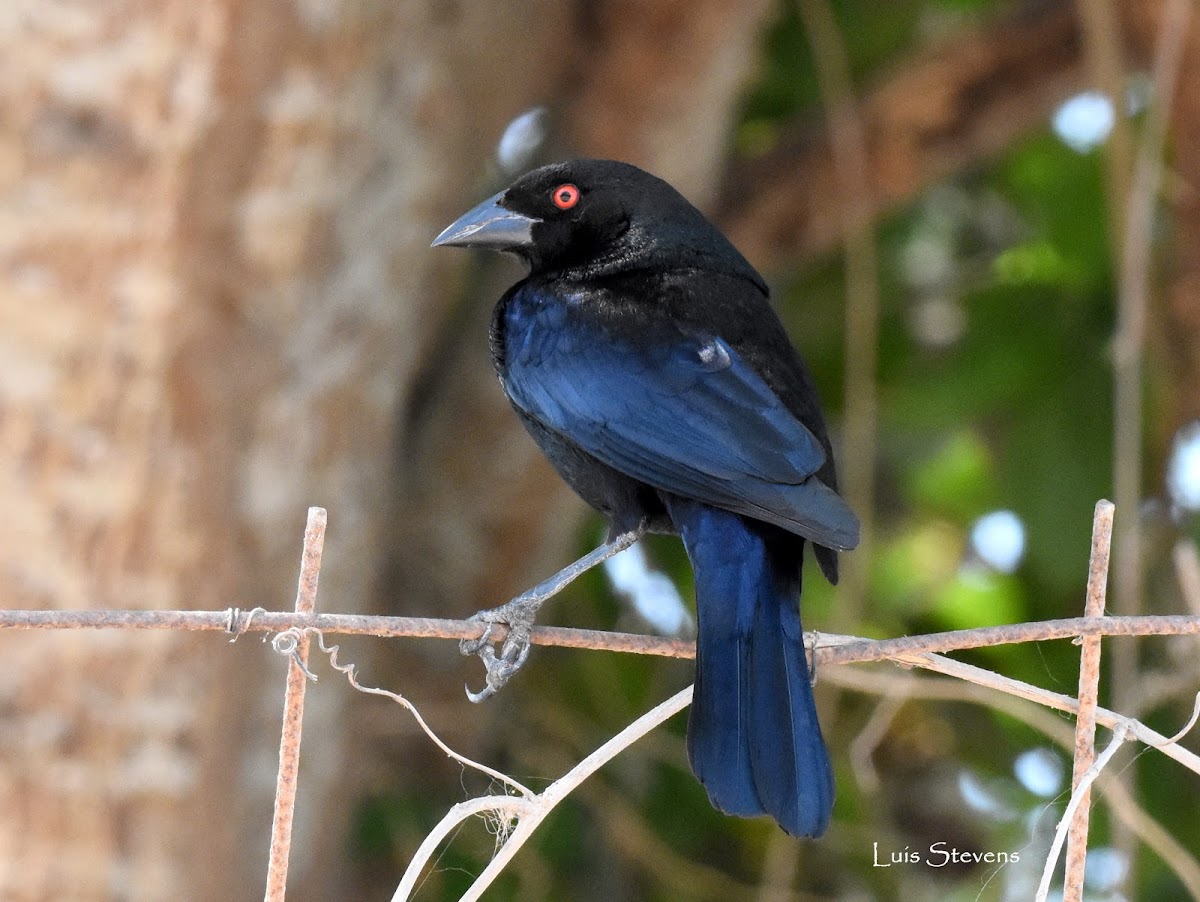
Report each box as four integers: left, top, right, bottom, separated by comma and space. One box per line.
433, 159, 762, 286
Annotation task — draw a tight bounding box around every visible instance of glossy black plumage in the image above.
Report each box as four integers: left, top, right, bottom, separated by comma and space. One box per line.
435, 159, 859, 836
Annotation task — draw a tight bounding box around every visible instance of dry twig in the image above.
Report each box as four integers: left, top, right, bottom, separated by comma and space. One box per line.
823, 666, 1200, 898
1038, 693, 1200, 902
392, 687, 694, 902
1037, 724, 1133, 902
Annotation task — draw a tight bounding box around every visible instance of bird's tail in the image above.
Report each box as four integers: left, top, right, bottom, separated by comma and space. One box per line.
667, 498, 834, 837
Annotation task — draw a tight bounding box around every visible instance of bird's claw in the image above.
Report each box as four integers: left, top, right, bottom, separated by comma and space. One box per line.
459, 599, 539, 703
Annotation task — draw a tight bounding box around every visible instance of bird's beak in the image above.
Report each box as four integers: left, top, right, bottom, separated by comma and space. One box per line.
432, 191, 539, 250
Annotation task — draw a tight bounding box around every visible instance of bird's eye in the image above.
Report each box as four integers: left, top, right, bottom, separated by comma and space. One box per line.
551, 184, 580, 210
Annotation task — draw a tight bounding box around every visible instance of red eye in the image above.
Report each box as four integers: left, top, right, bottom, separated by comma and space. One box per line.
552, 183, 580, 210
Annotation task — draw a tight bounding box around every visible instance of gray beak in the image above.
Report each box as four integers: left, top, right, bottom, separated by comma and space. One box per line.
432, 190, 539, 250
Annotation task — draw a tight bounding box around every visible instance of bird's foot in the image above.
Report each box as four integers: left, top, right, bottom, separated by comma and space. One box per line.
459, 596, 542, 702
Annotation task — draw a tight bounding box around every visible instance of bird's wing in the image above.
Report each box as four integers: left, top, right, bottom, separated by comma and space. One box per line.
504, 324, 859, 551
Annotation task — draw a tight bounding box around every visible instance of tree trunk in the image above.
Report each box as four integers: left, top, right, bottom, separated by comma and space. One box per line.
1, 0, 571, 897
0, 0, 771, 897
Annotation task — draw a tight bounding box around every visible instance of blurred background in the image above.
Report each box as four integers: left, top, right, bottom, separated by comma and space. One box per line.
4, 0, 1200, 899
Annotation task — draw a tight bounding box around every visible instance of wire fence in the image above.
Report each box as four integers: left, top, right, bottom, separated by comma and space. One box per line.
4, 501, 1200, 901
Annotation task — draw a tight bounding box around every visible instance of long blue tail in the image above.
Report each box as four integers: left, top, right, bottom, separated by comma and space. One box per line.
667, 498, 834, 837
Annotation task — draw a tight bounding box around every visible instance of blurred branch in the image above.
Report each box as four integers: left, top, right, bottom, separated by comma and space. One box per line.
1109, 0, 1192, 865
1077, 0, 1134, 239
1143, 0, 1200, 429
719, 0, 1089, 270
757, 831, 803, 902
797, 0, 880, 626
848, 688, 908, 793
1038, 724, 1134, 902
1111, 0, 1193, 621
825, 666, 1200, 898
585, 786, 765, 902
1176, 538, 1200, 615
1131, 661, 1200, 716
893, 648, 1200, 775
1102, 761, 1200, 901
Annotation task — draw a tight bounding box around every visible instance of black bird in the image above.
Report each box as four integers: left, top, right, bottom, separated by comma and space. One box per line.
433, 159, 858, 837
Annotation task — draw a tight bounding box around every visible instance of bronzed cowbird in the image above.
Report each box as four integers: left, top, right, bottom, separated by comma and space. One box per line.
434, 159, 858, 837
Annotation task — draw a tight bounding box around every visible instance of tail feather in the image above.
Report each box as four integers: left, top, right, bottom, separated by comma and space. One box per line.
669, 497, 834, 837
685, 576, 760, 817
747, 569, 834, 834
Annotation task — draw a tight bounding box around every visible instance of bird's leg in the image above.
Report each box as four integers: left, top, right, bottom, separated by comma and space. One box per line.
806, 629, 821, 686
461, 523, 646, 702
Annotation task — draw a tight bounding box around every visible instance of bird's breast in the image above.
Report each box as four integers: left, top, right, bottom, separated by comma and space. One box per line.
500, 285, 581, 372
